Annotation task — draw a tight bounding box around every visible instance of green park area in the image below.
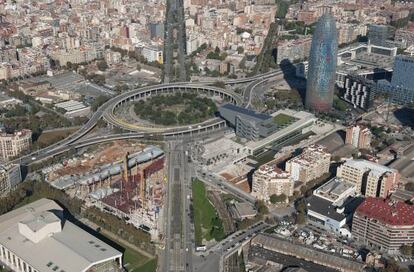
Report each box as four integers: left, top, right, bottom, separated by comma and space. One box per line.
272, 113, 296, 127
123, 246, 157, 272
134, 93, 217, 126
192, 179, 225, 246
35, 128, 78, 148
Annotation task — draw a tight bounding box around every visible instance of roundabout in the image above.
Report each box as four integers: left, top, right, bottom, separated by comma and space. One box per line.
103, 83, 243, 135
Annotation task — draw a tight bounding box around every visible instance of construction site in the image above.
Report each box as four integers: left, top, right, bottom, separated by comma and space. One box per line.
43, 141, 167, 240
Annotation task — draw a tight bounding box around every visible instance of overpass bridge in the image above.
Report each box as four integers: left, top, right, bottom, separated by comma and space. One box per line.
14, 68, 286, 166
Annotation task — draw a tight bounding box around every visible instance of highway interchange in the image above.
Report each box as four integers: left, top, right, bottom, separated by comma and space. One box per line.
9, 42, 372, 271
14, 68, 290, 272
13, 68, 285, 166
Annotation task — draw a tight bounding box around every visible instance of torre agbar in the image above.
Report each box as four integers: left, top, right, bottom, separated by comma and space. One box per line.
305, 14, 338, 112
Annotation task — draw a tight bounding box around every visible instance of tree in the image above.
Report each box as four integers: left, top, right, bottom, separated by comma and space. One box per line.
405, 182, 414, 192
400, 244, 413, 256
136, 64, 141, 71
237, 46, 244, 54
210, 216, 225, 241
270, 194, 287, 204
91, 95, 109, 111
255, 200, 269, 215
296, 212, 306, 225
66, 62, 73, 70
295, 199, 307, 225
97, 60, 108, 71
239, 57, 246, 70
333, 96, 348, 111
212, 81, 226, 88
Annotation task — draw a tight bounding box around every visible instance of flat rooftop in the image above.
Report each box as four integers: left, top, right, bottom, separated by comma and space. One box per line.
389, 143, 414, 181
344, 159, 397, 177
220, 103, 271, 121
246, 109, 316, 151
0, 199, 122, 272
307, 195, 346, 222
314, 177, 355, 202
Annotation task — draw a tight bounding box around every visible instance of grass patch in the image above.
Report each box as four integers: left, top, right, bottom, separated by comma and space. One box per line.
123, 245, 156, 272
134, 93, 217, 126
134, 258, 157, 272
221, 193, 240, 204
272, 113, 296, 126
35, 128, 78, 148
192, 179, 224, 245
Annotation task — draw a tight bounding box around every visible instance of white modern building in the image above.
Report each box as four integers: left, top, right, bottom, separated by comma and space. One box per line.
0, 199, 123, 272
306, 177, 358, 237
245, 109, 317, 156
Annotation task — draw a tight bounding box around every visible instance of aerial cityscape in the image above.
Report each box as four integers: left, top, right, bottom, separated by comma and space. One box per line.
0, 0, 414, 271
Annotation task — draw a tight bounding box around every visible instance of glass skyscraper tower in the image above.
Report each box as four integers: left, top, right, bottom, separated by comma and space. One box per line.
305, 14, 338, 112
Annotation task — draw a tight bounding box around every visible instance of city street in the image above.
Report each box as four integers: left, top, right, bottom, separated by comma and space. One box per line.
163, 140, 193, 272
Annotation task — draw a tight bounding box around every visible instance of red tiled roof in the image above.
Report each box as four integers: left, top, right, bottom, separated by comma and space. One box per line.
356, 197, 414, 226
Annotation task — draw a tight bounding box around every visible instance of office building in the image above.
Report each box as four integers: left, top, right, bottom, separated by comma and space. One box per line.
352, 197, 414, 253
0, 198, 123, 272
368, 24, 390, 47
149, 22, 164, 40
391, 55, 414, 89
346, 125, 372, 149
252, 162, 294, 203
374, 55, 414, 105
220, 106, 317, 156
244, 110, 317, 156
342, 75, 375, 110
307, 177, 358, 236
0, 129, 32, 161
337, 159, 400, 198
219, 104, 281, 141
305, 14, 338, 112
285, 144, 331, 183
0, 162, 21, 195
375, 80, 414, 105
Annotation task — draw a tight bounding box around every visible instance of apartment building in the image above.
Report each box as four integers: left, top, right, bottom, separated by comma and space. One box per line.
352, 197, 414, 253
0, 162, 21, 195
276, 38, 312, 64
50, 47, 103, 66
141, 46, 163, 64
0, 129, 32, 161
345, 125, 372, 149
337, 159, 400, 198
342, 75, 375, 110
285, 144, 331, 183
252, 163, 294, 203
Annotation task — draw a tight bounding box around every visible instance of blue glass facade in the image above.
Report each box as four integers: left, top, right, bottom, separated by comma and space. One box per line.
391, 55, 414, 89
305, 14, 338, 112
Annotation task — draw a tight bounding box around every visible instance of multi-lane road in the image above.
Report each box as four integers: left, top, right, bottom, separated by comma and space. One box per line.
13, 68, 288, 167
163, 141, 194, 272
164, 0, 187, 82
